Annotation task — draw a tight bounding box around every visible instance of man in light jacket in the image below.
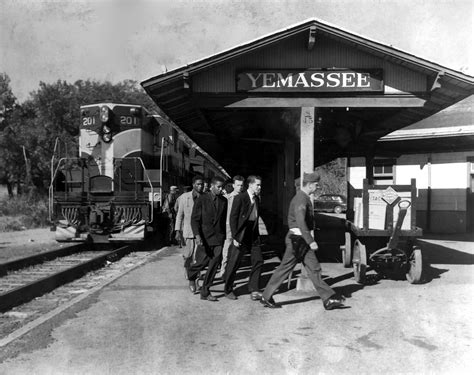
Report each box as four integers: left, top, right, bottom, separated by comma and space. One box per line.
175, 175, 204, 291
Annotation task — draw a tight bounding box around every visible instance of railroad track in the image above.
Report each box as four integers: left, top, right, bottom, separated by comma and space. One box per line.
0, 245, 130, 312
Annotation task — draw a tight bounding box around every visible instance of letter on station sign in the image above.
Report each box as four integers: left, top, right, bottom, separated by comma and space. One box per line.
277, 73, 293, 88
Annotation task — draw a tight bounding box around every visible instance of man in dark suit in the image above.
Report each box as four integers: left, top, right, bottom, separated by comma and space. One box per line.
223, 175, 263, 301
260, 171, 346, 310
188, 176, 227, 301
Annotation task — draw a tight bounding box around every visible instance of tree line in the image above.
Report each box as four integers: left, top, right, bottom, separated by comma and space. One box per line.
0, 73, 158, 197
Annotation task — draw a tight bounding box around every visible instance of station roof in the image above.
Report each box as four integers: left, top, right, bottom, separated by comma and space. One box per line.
379, 95, 474, 154
142, 18, 474, 169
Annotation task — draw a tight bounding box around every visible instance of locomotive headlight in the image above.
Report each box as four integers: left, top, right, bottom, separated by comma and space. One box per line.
100, 106, 110, 122
101, 123, 112, 143
130, 107, 141, 116
102, 133, 112, 143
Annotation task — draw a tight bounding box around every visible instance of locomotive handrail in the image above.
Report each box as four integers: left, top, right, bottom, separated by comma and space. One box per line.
50, 158, 84, 188
136, 157, 154, 224
48, 138, 61, 221
49, 157, 87, 220
49, 156, 74, 221
120, 157, 154, 224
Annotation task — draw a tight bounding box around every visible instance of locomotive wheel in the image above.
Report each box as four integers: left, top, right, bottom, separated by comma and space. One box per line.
406, 247, 423, 284
353, 239, 367, 284
341, 232, 352, 268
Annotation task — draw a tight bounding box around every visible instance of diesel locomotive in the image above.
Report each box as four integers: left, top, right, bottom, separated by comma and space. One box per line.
49, 102, 227, 243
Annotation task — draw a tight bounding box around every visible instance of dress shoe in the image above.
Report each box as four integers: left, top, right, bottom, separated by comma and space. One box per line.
250, 291, 262, 301
225, 292, 237, 300
188, 280, 197, 294
195, 278, 202, 292
323, 294, 346, 310
200, 294, 218, 302
260, 296, 281, 308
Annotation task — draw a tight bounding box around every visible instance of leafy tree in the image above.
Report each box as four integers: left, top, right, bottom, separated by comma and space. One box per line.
0, 73, 23, 196
316, 158, 347, 196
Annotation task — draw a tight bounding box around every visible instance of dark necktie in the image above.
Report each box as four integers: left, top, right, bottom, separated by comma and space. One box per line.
249, 194, 258, 221
212, 195, 218, 210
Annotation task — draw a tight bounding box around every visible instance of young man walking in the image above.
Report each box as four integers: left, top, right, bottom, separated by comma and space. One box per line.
216, 175, 245, 279
188, 176, 227, 301
224, 175, 263, 301
174, 175, 204, 289
260, 171, 346, 310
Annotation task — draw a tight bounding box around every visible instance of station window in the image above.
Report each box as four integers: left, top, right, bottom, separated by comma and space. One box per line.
373, 159, 395, 185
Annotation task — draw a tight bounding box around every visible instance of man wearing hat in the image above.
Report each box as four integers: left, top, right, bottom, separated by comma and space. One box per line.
260, 171, 346, 310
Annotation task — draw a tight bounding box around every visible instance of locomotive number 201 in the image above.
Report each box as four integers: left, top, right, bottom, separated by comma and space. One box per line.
120, 116, 139, 126
82, 117, 96, 126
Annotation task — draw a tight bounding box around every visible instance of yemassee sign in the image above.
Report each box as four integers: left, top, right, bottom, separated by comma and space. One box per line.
236, 69, 383, 93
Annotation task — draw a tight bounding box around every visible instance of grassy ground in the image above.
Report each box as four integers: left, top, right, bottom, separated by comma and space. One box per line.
0, 185, 8, 199
0, 237, 59, 263
0, 187, 49, 232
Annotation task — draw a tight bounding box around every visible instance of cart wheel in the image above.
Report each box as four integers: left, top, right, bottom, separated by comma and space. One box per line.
341, 232, 352, 268
353, 239, 367, 284
406, 247, 423, 284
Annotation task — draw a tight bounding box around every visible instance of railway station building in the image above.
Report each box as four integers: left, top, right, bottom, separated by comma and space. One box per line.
348, 95, 473, 233
142, 18, 474, 235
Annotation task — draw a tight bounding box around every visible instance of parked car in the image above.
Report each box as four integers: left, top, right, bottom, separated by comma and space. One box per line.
314, 194, 347, 214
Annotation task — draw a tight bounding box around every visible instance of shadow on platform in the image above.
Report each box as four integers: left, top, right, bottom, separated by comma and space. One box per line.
421, 233, 474, 242
417, 240, 474, 265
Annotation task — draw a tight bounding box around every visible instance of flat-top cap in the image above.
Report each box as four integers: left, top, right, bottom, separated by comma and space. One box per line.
303, 171, 320, 183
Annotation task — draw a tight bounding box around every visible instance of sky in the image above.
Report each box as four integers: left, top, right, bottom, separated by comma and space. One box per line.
1, 0, 473, 102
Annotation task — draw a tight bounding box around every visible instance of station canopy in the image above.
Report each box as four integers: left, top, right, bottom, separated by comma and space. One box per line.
379, 94, 473, 154
142, 18, 474, 172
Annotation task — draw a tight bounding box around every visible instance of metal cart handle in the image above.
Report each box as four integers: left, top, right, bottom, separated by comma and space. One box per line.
387, 200, 411, 250
398, 200, 411, 210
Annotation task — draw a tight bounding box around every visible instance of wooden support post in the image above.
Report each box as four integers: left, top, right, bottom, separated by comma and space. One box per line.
427, 158, 432, 232
363, 179, 369, 230
276, 151, 284, 229
297, 107, 316, 292
299, 107, 315, 188
283, 139, 295, 227
365, 153, 374, 185
411, 178, 417, 230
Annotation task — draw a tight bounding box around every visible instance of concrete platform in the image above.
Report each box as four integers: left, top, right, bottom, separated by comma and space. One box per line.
0, 238, 473, 374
